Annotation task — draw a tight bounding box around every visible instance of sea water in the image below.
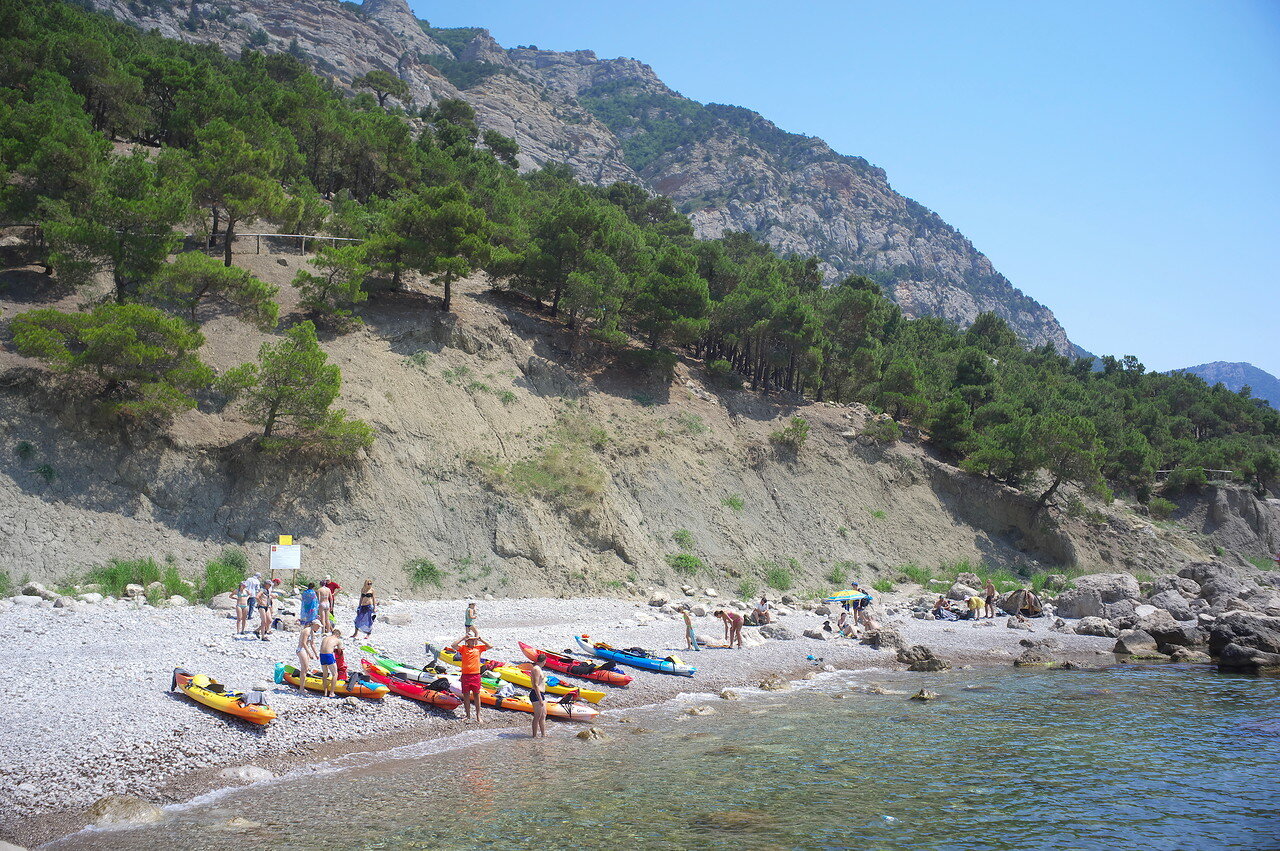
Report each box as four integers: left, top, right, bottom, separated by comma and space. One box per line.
52, 664, 1280, 850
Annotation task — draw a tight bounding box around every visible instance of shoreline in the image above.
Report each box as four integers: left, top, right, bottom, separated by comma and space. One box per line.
0, 593, 1118, 848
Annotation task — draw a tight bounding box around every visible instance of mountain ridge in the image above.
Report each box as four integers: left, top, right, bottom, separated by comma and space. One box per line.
1172, 362, 1280, 410
86, 0, 1078, 353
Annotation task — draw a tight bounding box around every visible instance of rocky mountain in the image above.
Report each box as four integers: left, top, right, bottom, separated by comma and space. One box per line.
1173, 362, 1280, 410
86, 0, 1075, 352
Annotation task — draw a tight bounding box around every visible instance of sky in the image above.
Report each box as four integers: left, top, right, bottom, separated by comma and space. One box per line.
414, 1, 1280, 377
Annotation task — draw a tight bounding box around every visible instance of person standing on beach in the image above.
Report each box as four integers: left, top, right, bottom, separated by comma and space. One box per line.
317, 580, 333, 628
715, 610, 744, 648
295, 621, 318, 694
464, 602, 478, 638
234, 582, 249, 635
319, 626, 343, 698
299, 582, 319, 627
244, 572, 262, 619
453, 633, 491, 722
984, 579, 997, 619
529, 655, 549, 738
255, 584, 272, 641
352, 579, 377, 639
682, 607, 702, 651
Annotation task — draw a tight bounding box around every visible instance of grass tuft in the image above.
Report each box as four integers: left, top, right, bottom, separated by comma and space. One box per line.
765, 565, 793, 591
85, 558, 162, 598
406, 558, 446, 588
672, 529, 695, 551
737, 578, 759, 600
722, 494, 745, 511
666, 553, 704, 575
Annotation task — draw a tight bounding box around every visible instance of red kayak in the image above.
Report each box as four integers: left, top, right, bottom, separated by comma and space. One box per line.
361, 659, 462, 710
518, 641, 633, 687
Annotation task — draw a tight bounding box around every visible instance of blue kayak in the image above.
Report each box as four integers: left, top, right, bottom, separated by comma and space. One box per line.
575, 634, 696, 677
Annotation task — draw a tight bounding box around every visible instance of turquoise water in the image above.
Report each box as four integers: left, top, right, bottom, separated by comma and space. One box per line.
53, 664, 1280, 850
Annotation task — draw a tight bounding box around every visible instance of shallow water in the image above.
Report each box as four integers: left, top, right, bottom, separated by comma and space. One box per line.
53, 664, 1280, 850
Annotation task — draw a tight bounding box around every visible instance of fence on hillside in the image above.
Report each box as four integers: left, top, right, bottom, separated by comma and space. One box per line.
1, 223, 363, 259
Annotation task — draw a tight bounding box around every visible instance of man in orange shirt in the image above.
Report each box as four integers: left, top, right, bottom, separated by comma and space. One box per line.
452, 633, 491, 721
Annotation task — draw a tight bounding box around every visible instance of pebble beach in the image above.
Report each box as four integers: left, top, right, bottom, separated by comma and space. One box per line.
0, 591, 1119, 847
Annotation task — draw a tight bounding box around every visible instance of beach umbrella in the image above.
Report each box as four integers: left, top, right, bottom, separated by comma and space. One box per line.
824, 588, 869, 602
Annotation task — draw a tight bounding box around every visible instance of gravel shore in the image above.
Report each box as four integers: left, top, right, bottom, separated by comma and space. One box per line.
0, 592, 1117, 847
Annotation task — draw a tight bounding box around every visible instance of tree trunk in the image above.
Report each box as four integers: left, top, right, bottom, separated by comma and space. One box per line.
1031, 476, 1064, 522
222, 216, 237, 267
442, 273, 453, 313
210, 206, 220, 246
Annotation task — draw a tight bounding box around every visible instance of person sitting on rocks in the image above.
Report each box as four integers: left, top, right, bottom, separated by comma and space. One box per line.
932, 597, 959, 621
753, 597, 774, 625
836, 610, 857, 637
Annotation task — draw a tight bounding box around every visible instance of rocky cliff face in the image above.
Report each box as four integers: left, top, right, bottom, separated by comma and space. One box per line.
88, 0, 1075, 351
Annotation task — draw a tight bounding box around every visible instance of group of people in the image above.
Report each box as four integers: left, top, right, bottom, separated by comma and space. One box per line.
931, 579, 1042, 621
677, 593, 878, 650
233, 574, 379, 643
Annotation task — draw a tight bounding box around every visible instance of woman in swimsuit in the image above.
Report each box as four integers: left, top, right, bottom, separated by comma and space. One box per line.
256, 586, 272, 641
295, 621, 317, 695
319, 626, 342, 698
715, 610, 744, 648
352, 580, 377, 639
318, 582, 332, 627
234, 582, 249, 635
528, 655, 548, 738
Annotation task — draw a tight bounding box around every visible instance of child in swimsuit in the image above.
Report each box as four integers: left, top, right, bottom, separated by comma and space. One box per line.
319, 626, 343, 698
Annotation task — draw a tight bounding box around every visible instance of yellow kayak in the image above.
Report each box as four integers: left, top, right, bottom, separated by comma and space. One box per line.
436, 647, 606, 704
172, 668, 275, 725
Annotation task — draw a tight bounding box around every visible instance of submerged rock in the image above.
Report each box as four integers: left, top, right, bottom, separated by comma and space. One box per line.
758, 675, 791, 691
576, 727, 607, 741
719, 689, 740, 700
690, 809, 777, 833
909, 689, 939, 701
687, 705, 717, 716
217, 765, 274, 784
89, 794, 165, 826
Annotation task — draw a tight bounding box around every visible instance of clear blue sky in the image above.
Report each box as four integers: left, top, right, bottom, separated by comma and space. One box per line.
414, 1, 1280, 377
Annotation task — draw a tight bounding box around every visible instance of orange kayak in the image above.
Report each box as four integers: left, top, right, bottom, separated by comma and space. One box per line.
275, 663, 389, 698
172, 668, 275, 725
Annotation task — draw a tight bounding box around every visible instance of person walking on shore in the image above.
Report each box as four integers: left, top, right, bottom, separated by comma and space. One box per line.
984, 579, 997, 619
529, 655, 549, 738
464, 602, 479, 638
682, 607, 702, 651
244, 572, 262, 619
453, 633, 491, 722
234, 582, 249, 635
715, 609, 744, 648
299, 582, 319, 627
352, 580, 377, 639
295, 621, 318, 695
319, 626, 343, 698
255, 585, 272, 641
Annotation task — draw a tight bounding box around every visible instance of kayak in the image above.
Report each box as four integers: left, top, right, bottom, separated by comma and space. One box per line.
172, 667, 276, 725
360, 660, 462, 710
574, 634, 696, 677
471, 683, 599, 722
362, 646, 449, 685
518, 641, 633, 687
434, 646, 607, 704
273, 662, 389, 698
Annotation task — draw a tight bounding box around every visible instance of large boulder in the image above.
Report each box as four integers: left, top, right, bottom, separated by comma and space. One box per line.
861, 628, 905, 651
1146, 590, 1195, 622
802, 628, 828, 640
1149, 574, 1201, 600
1177, 561, 1237, 587
1208, 611, 1280, 673
88, 794, 165, 826
1074, 616, 1120, 638
208, 592, 237, 611
956, 571, 982, 587
1052, 573, 1140, 620
1114, 629, 1159, 655
123, 583, 146, 598
759, 624, 796, 641
1014, 648, 1057, 667
947, 583, 980, 601
897, 645, 950, 671
21, 582, 58, 601
1137, 610, 1207, 648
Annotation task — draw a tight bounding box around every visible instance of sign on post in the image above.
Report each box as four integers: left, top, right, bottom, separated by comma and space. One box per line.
270, 534, 301, 574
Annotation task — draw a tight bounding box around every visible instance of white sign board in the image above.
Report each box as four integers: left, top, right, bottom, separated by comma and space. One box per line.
270, 543, 301, 572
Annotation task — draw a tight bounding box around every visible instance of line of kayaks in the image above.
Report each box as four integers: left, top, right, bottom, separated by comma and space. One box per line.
172, 635, 697, 725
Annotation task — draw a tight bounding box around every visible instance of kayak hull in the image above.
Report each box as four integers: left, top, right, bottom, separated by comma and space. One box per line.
518, 641, 633, 687
361, 660, 462, 710
172, 667, 275, 725
435, 648, 606, 704
276, 663, 389, 698
574, 635, 696, 676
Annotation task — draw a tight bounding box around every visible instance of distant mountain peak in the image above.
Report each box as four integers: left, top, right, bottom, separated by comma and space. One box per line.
1172, 361, 1280, 409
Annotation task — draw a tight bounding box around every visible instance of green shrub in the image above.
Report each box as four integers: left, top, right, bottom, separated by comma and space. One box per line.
705, 359, 742, 389
1163, 466, 1206, 494
672, 411, 707, 435
872, 578, 894, 593
0, 570, 12, 598
769, 416, 810, 451
619, 347, 679, 379
1246, 555, 1273, 571
672, 529, 695, 550
737, 578, 759, 600
85, 558, 162, 597
765, 565, 793, 591
1148, 496, 1176, 520
405, 350, 431, 369
862, 418, 902, 444
195, 547, 249, 602
722, 494, 744, 511
406, 558, 446, 588
869, 509, 887, 520
14, 441, 34, 461
497, 390, 517, 405
666, 553, 704, 575
466, 381, 491, 394
35, 464, 56, 483
826, 564, 851, 585
898, 563, 932, 587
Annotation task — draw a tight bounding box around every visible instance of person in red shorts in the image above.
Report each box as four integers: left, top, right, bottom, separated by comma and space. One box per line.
452, 633, 491, 722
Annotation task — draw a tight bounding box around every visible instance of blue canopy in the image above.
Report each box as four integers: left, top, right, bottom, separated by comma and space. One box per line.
825, 588, 871, 602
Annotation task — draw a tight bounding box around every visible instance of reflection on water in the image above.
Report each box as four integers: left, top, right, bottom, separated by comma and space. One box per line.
52, 665, 1280, 850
